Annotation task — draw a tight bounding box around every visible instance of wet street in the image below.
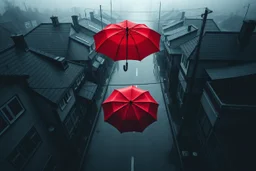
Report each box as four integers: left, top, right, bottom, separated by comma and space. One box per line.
81, 3, 181, 170
81, 55, 181, 171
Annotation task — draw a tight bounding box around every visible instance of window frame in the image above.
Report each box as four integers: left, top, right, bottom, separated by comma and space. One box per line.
0, 111, 10, 136
181, 54, 189, 70
8, 127, 42, 170
0, 96, 25, 124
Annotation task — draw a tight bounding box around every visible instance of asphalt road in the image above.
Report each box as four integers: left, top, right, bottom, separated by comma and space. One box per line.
81, 55, 181, 171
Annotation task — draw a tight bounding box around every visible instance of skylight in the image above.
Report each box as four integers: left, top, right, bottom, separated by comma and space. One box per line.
75, 36, 90, 44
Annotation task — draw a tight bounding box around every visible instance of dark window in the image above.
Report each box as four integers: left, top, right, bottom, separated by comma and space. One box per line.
8, 127, 42, 170
8, 98, 24, 116
198, 105, 212, 138
0, 112, 9, 135
1, 96, 24, 123
43, 155, 57, 171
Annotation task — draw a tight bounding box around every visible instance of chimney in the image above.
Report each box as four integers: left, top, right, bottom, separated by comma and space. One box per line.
180, 12, 185, 20
50, 16, 59, 27
89, 12, 94, 20
72, 15, 79, 27
188, 25, 192, 31
238, 20, 256, 48
11, 34, 28, 51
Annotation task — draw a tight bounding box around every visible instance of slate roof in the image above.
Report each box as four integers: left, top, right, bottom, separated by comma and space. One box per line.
206, 63, 256, 80
162, 20, 184, 33
25, 23, 72, 57
166, 25, 197, 41
70, 31, 94, 47
191, 32, 256, 61
184, 18, 221, 35
79, 19, 101, 33
180, 36, 199, 57
0, 46, 84, 104
0, 27, 13, 52
68, 39, 90, 61
94, 14, 111, 25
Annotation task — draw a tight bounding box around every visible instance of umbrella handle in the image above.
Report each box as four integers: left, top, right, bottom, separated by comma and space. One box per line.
123, 62, 128, 72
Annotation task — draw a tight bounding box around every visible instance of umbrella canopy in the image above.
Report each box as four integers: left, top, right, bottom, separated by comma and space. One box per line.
93, 20, 161, 71
102, 86, 159, 133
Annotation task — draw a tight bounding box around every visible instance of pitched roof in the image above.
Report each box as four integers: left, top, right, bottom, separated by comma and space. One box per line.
70, 31, 94, 47
162, 20, 184, 33
166, 25, 198, 41
94, 14, 111, 25
206, 63, 256, 80
79, 19, 101, 33
0, 46, 84, 104
180, 36, 199, 57
25, 23, 72, 57
184, 18, 221, 35
68, 39, 90, 61
0, 27, 14, 52
192, 32, 256, 61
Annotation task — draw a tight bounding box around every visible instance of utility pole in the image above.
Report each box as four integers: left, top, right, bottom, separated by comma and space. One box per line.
188, 7, 213, 94
110, 0, 113, 23
244, 4, 250, 20
100, 5, 103, 29
158, 2, 161, 32
23, 2, 28, 12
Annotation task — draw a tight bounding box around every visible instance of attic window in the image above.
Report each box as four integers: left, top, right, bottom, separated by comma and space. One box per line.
88, 24, 100, 31
75, 36, 90, 44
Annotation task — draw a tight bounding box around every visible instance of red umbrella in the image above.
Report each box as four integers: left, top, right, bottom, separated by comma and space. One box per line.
93, 20, 161, 71
102, 86, 159, 133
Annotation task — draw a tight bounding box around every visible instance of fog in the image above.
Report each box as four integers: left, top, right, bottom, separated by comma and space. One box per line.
0, 0, 254, 15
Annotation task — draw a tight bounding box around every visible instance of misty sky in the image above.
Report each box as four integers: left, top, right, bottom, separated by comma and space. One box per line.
0, 0, 254, 17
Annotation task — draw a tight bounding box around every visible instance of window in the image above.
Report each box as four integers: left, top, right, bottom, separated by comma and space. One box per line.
0, 111, 9, 135
59, 90, 72, 110
0, 96, 24, 124
59, 99, 67, 110
8, 127, 42, 170
177, 82, 185, 102
43, 155, 57, 171
0, 96, 25, 135
181, 54, 189, 69
198, 105, 212, 138
64, 108, 79, 136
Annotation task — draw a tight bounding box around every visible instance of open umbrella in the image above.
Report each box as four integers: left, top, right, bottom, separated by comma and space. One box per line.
93, 20, 161, 71
102, 86, 159, 133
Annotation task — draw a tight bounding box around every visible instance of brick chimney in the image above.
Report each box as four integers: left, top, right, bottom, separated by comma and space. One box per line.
180, 12, 185, 20
50, 16, 59, 27
11, 34, 28, 51
89, 12, 95, 20
238, 20, 256, 48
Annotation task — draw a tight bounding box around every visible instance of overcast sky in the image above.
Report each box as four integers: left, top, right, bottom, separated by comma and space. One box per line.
0, 0, 254, 17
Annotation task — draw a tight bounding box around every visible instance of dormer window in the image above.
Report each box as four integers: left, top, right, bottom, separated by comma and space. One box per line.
59, 90, 72, 110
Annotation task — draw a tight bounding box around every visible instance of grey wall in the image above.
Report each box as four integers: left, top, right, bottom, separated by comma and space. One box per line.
0, 84, 59, 171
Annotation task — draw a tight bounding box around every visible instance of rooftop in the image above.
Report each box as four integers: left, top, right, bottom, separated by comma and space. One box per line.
180, 36, 199, 57
191, 32, 256, 61
25, 23, 72, 57
79, 18, 101, 33
0, 46, 84, 104
209, 74, 256, 106
166, 25, 197, 42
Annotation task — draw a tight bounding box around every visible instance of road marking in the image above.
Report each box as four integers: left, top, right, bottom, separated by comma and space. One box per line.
131, 156, 134, 171
136, 68, 138, 76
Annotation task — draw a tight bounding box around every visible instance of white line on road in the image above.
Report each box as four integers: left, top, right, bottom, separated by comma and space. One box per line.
136, 68, 138, 76
131, 156, 134, 171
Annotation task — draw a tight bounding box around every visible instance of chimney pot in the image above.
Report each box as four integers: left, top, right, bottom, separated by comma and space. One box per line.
188, 25, 192, 31
71, 15, 79, 29
11, 34, 28, 51
50, 16, 59, 27
89, 12, 94, 20
181, 12, 185, 20
238, 20, 256, 48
